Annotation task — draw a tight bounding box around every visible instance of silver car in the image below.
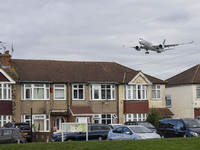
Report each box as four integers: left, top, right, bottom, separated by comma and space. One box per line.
0, 128, 27, 144
107, 125, 160, 140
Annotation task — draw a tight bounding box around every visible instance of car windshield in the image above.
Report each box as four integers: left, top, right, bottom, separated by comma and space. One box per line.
15, 124, 30, 130
183, 119, 200, 128
138, 122, 155, 128
129, 126, 153, 133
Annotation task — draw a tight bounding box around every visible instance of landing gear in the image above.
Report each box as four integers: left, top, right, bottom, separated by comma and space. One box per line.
145, 51, 149, 54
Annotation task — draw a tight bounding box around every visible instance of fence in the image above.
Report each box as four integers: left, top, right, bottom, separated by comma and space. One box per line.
32, 132, 53, 142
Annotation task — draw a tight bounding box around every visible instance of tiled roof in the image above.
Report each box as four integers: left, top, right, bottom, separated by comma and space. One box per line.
166, 64, 200, 85
70, 106, 93, 115
150, 108, 174, 116
0, 101, 12, 115
10, 59, 165, 84
124, 101, 149, 114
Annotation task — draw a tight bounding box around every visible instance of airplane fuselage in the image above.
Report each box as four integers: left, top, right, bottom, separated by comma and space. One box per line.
139, 39, 158, 51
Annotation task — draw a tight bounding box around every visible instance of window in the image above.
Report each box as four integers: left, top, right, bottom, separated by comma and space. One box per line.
0, 83, 11, 100
124, 85, 147, 100
93, 114, 117, 124
124, 113, 147, 122
90, 84, 115, 100
73, 84, 84, 100
22, 114, 49, 132
196, 85, 200, 99
102, 114, 111, 124
166, 96, 171, 107
152, 85, 161, 99
54, 84, 66, 100
22, 84, 50, 100
0, 115, 12, 127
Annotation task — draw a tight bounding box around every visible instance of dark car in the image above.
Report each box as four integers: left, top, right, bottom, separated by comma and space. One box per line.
51, 124, 113, 142
3, 122, 32, 142
0, 128, 27, 144
124, 121, 157, 132
157, 118, 200, 138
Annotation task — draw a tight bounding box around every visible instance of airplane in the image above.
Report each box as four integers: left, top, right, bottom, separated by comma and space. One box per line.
131, 37, 193, 54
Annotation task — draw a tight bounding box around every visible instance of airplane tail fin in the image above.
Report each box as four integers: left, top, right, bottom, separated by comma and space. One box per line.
163, 39, 166, 45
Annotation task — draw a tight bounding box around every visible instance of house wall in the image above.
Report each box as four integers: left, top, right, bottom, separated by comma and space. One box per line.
148, 84, 166, 108
118, 85, 124, 124
70, 84, 118, 114
13, 84, 68, 122
166, 85, 193, 118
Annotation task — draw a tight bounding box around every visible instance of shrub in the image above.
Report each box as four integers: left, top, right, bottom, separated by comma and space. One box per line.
146, 108, 163, 127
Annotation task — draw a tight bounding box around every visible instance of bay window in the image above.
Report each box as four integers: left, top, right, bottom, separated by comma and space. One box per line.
124, 84, 147, 100
0, 83, 11, 100
22, 84, 50, 100
124, 113, 147, 122
151, 85, 161, 99
22, 114, 49, 132
90, 84, 115, 100
0, 115, 12, 127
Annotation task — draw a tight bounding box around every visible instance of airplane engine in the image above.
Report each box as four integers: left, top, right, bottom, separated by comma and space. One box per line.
158, 44, 164, 49
135, 46, 141, 51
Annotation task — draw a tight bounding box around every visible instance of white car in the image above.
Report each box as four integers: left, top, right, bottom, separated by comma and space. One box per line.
107, 125, 160, 140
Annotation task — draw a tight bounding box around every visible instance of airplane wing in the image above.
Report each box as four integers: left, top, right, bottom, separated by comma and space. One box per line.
164, 41, 193, 48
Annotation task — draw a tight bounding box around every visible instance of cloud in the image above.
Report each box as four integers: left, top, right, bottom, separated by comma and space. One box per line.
0, 0, 199, 80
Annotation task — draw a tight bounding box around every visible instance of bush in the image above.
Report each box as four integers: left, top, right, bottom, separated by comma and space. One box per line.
146, 108, 163, 127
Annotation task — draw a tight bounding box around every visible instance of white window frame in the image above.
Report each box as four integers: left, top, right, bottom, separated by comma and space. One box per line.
151, 85, 161, 99
90, 84, 115, 100
0, 115, 12, 127
21, 114, 50, 132
166, 95, 171, 108
124, 113, 147, 122
54, 84, 66, 100
72, 84, 85, 100
124, 84, 147, 100
0, 83, 12, 100
92, 114, 116, 124
196, 85, 200, 99
22, 84, 50, 100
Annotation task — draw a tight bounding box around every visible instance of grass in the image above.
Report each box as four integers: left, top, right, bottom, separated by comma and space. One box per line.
0, 137, 200, 150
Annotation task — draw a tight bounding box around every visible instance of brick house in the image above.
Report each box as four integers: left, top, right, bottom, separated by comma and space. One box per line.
0, 51, 172, 134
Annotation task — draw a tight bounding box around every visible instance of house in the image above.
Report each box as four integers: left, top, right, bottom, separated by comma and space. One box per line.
166, 64, 200, 118
0, 51, 172, 135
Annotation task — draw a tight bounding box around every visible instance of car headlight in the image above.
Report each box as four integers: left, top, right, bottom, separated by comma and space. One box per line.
190, 132, 198, 137
139, 135, 146, 139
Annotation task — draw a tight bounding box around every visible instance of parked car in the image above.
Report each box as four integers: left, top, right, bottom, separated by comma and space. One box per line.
0, 128, 27, 144
124, 121, 157, 132
51, 123, 113, 142
107, 125, 160, 140
109, 124, 124, 129
3, 122, 32, 142
157, 118, 200, 138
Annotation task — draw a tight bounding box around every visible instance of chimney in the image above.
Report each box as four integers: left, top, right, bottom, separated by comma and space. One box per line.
0, 50, 11, 68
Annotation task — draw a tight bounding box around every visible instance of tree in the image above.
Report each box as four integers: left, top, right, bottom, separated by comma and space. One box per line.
146, 108, 163, 128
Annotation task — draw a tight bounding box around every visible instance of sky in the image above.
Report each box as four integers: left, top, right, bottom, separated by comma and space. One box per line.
0, 0, 200, 80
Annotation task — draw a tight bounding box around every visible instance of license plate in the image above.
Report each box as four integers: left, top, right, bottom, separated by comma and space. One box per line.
24, 133, 28, 135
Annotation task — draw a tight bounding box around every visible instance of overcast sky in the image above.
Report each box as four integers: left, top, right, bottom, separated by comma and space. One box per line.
0, 0, 200, 80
